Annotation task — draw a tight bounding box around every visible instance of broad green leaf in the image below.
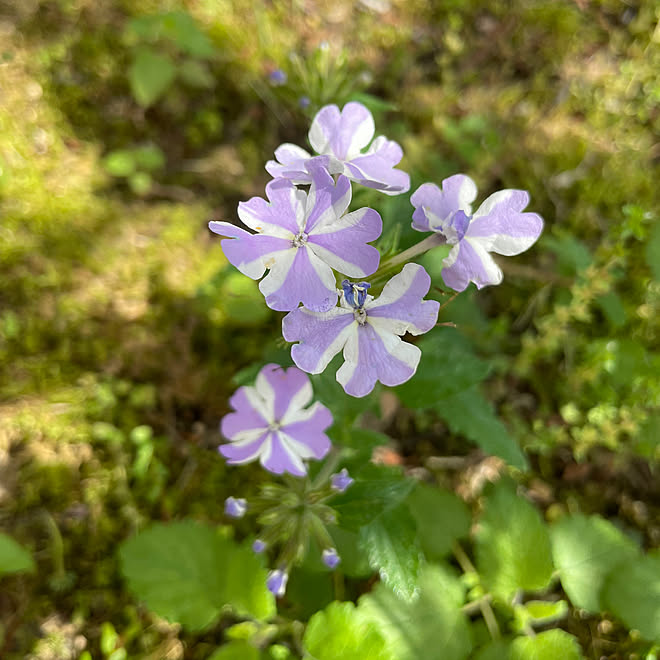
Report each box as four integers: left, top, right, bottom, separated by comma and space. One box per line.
129, 48, 176, 107
472, 640, 512, 660
395, 330, 489, 408
603, 551, 660, 641
303, 601, 391, 660
437, 387, 527, 470
160, 11, 215, 58
646, 220, 660, 280
510, 629, 583, 660
359, 564, 473, 660
179, 59, 215, 88
550, 513, 639, 613
0, 532, 35, 576
475, 480, 553, 601
635, 412, 660, 459
406, 483, 471, 558
359, 504, 423, 600
102, 150, 136, 177
329, 526, 372, 578
132, 144, 165, 171
119, 521, 275, 631
595, 291, 626, 328
208, 641, 260, 660
513, 600, 569, 632
331, 464, 414, 531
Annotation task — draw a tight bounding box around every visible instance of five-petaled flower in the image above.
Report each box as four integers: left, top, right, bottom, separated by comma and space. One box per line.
411, 174, 543, 292
219, 364, 333, 476
266, 101, 410, 195
283, 263, 440, 398
209, 166, 382, 312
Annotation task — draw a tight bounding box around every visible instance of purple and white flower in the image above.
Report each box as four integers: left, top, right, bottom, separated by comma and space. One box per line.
330, 468, 354, 493
266, 569, 288, 597
411, 174, 544, 292
224, 496, 247, 518
219, 363, 333, 476
322, 547, 341, 570
266, 101, 410, 195
209, 167, 382, 312
252, 539, 267, 554
282, 263, 440, 398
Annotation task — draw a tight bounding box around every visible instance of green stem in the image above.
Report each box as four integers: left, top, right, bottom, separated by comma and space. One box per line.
452, 542, 501, 640
311, 446, 343, 489
375, 233, 447, 278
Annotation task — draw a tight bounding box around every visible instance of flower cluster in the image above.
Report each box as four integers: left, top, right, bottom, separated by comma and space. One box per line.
210, 101, 544, 596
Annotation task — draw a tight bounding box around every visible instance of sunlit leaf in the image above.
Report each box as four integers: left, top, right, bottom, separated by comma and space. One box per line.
119, 521, 275, 631
475, 480, 553, 601
550, 513, 639, 613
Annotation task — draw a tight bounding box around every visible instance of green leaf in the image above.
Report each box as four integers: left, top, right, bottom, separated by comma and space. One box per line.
132, 144, 165, 171
513, 600, 569, 632
179, 59, 215, 88
603, 551, 660, 641
161, 11, 215, 58
596, 291, 626, 328
646, 220, 660, 280
329, 526, 372, 578
472, 640, 512, 660
102, 150, 136, 177
635, 412, 660, 459
129, 48, 176, 107
395, 330, 490, 409
550, 513, 639, 613
331, 464, 414, 531
437, 387, 527, 470
303, 601, 391, 660
208, 641, 260, 660
510, 629, 583, 660
359, 504, 423, 600
359, 564, 473, 660
0, 532, 35, 576
119, 521, 275, 631
475, 480, 554, 601
406, 483, 471, 558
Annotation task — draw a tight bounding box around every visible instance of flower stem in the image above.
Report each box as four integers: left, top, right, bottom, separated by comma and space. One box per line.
378, 233, 446, 274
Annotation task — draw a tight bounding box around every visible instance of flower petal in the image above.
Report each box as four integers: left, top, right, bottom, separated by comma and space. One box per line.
209, 221, 292, 279
336, 322, 420, 397
441, 238, 503, 291
344, 136, 410, 195
307, 207, 382, 278
283, 307, 356, 374
221, 386, 270, 439
260, 246, 338, 312
467, 189, 543, 255
220, 431, 269, 464
309, 102, 375, 161
366, 263, 440, 335
256, 363, 314, 422
238, 179, 306, 236
261, 431, 307, 476
304, 169, 352, 234
265, 143, 313, 183
410, 175, 477, 232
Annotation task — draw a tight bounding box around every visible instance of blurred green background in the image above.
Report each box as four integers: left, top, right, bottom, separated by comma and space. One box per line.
0, 0, 658, 658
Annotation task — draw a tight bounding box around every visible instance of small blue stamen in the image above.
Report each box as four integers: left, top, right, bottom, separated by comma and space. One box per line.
341, 280, 371, 309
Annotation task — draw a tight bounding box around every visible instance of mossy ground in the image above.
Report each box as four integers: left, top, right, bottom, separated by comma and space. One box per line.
0, 1, 658, 658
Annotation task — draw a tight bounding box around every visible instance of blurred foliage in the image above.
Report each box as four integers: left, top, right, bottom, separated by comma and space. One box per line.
0, 0, 658, 658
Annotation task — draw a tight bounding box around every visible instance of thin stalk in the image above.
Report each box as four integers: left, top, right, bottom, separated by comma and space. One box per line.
376, 233, 446, 276
452, 542, 501, 640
